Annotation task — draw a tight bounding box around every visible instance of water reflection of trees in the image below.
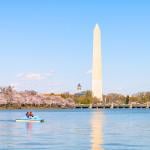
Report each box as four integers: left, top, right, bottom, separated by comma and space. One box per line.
91, 111, 104, 150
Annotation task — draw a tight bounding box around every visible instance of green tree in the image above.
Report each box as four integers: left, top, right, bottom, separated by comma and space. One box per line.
74, 90, 92, 104
125, 95, 130, 104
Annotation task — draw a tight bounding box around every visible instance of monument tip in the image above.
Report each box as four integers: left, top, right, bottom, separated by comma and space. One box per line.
95, 23, 99, 28
94, 23, 101, 32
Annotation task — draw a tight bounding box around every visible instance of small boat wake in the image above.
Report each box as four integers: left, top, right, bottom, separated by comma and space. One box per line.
0, 120, 14, 122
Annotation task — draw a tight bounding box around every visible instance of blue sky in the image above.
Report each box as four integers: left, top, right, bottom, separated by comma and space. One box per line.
0, 0, 150, 94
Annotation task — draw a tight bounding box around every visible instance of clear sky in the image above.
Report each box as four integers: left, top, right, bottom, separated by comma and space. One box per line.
0, 0, 150, 95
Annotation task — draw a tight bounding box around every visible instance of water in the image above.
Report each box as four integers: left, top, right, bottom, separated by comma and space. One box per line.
0, 109, 150, 150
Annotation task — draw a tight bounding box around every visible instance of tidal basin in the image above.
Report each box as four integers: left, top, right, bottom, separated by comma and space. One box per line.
1, 109, 150, 150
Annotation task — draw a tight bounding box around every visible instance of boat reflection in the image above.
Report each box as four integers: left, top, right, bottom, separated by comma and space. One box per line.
26, 122, 33, 137
91, 111, 104, 150
26, 122, 33, 131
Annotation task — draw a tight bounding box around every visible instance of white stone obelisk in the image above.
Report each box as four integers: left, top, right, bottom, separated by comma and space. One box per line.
92, 24, 103, 101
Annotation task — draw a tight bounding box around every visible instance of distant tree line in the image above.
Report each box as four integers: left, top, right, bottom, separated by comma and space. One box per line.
1, 86, 150, 108
0, 86, 75, 109
72, 91, 150, 105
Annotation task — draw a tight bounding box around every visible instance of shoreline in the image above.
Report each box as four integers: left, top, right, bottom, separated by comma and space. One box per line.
0, 104, 150, 110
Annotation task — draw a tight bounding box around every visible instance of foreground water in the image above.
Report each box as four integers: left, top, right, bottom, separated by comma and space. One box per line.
0, 109, 150, 150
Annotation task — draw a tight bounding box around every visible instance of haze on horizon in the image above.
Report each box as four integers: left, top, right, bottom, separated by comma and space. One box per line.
0, 0, 150, 95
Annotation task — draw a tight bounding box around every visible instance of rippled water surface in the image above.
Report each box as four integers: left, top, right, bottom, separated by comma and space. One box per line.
0, 109, 150, 150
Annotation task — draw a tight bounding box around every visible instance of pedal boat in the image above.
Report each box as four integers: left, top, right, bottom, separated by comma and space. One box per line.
16, 116, 44, 122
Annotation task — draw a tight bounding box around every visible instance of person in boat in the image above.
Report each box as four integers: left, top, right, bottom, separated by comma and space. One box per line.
29, 112, 34, 118
26, 112, 30, 118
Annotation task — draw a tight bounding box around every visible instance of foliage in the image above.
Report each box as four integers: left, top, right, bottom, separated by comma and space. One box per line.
1, 85, 150, 108
125, 95, 130, 104
60, 92, 73, 99
74, 91, 93, 104
0, 86, 14, 105
105, 93, 126, 104
24, 90, 37, 96
130, 92, 150, 103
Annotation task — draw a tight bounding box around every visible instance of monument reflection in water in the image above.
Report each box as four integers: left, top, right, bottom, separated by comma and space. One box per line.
91, 111, 104, 150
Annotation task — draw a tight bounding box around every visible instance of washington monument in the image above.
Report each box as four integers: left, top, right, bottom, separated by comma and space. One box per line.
92, 24, 103, 101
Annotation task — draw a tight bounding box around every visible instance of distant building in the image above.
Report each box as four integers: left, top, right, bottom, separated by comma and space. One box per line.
77, 83, 82, 91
